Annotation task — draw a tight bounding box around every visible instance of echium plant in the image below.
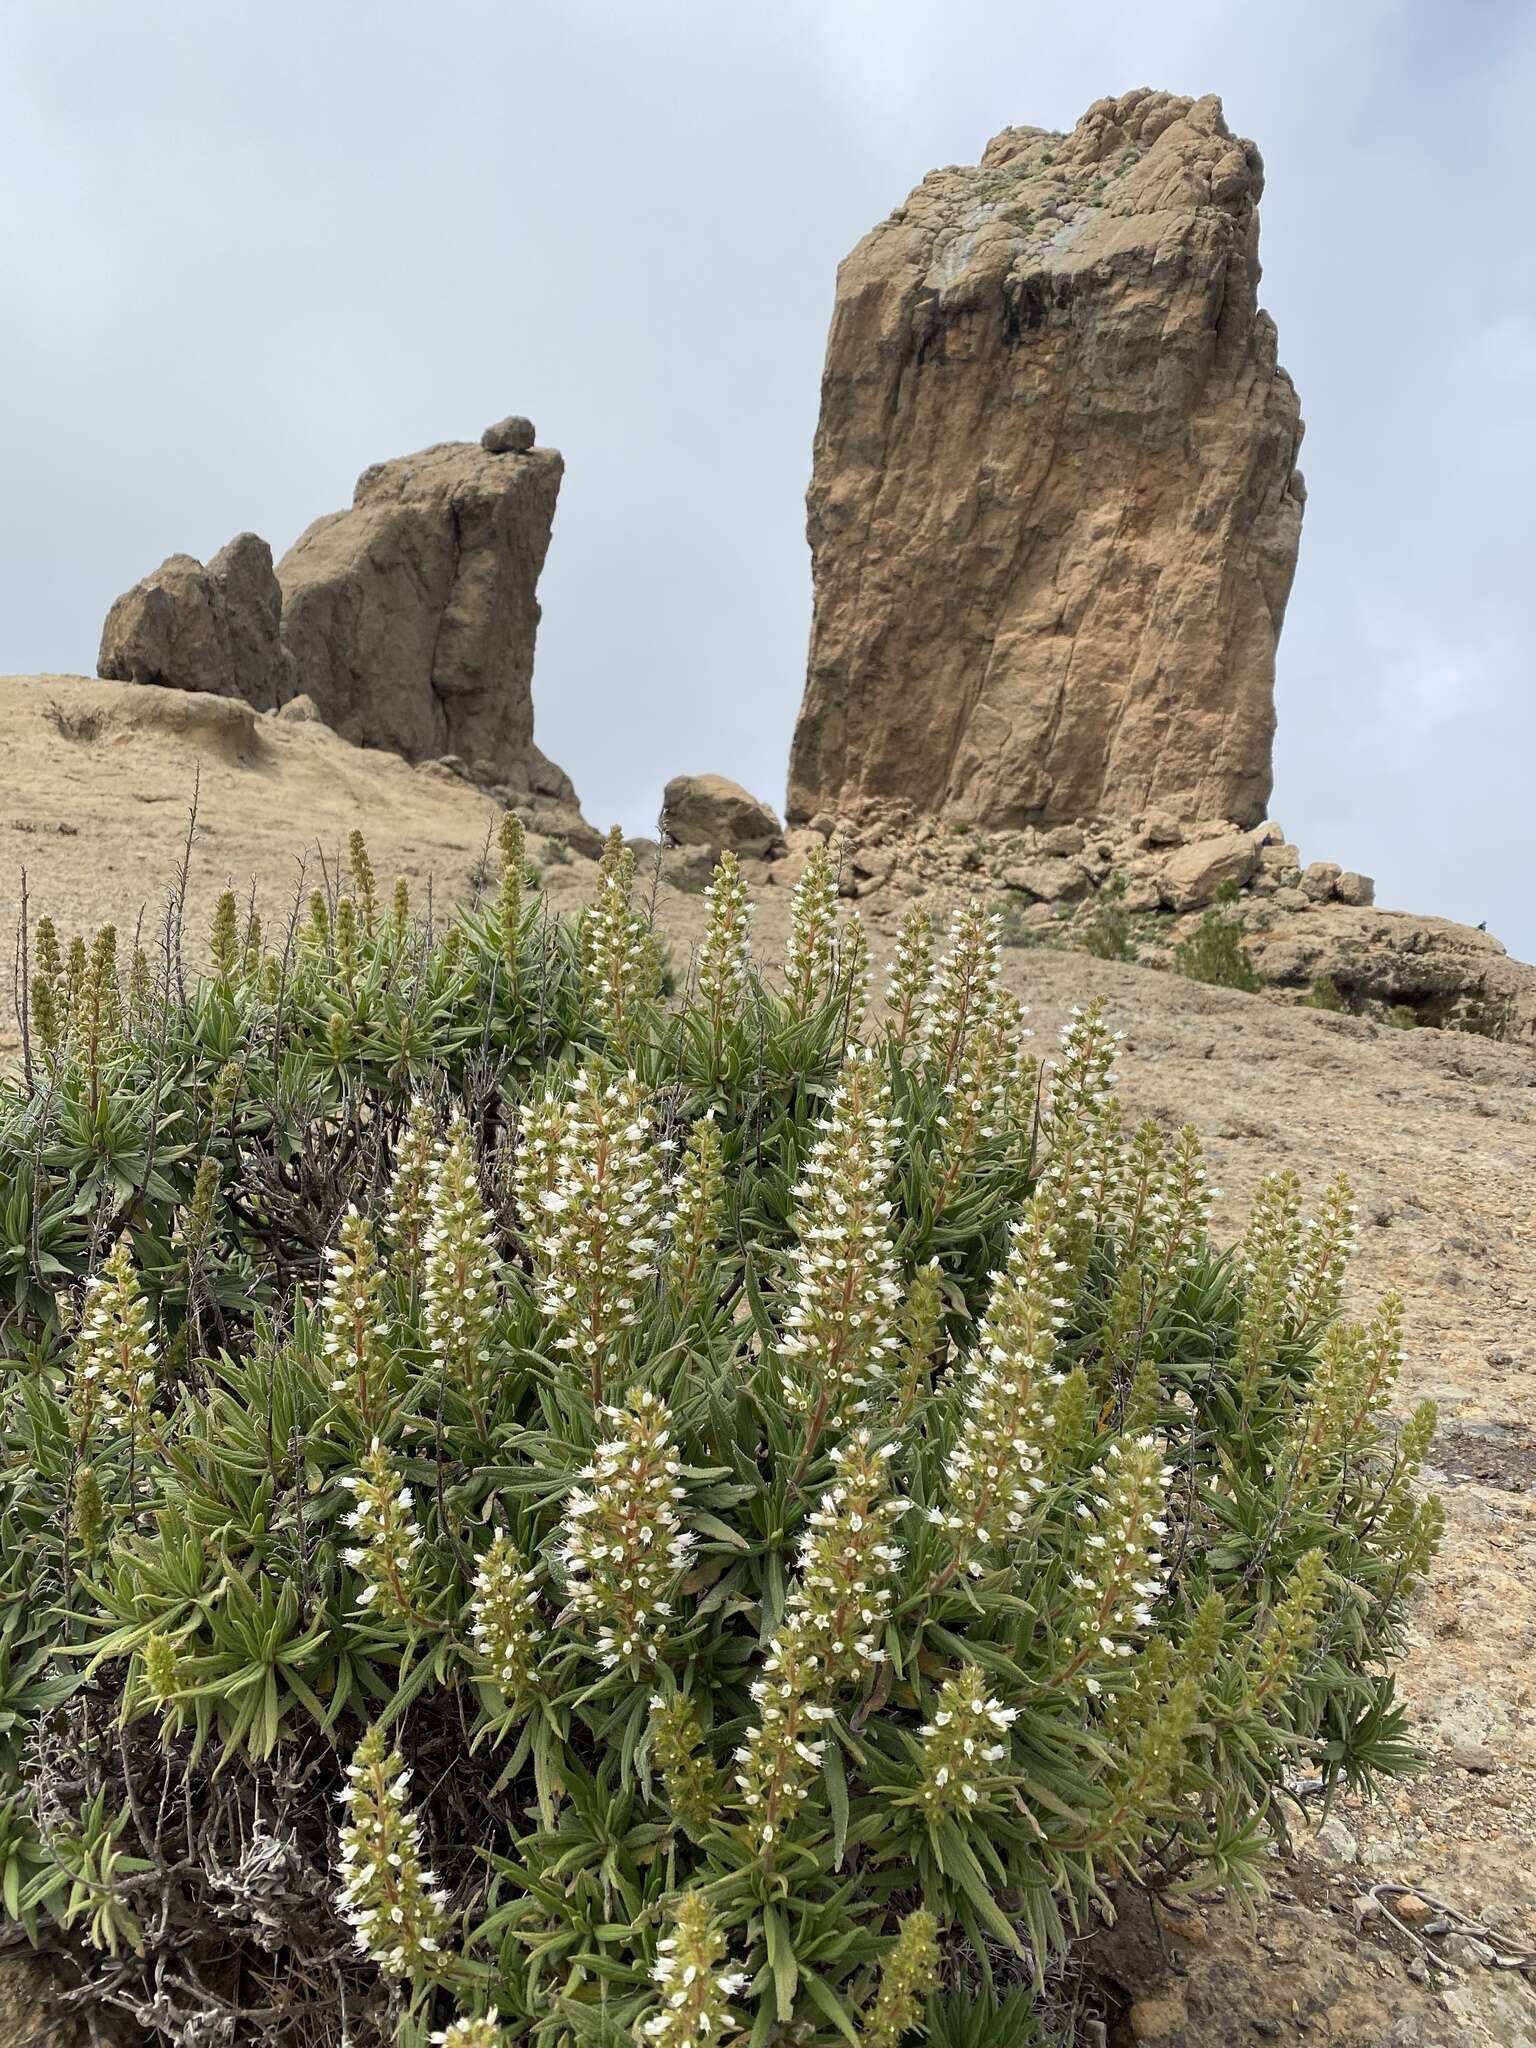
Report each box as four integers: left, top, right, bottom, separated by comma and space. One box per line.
422, 1113, 502, 1415
524, 1066, 669, 1405
69, 1238, 158, 1452
777, 1048, 902, 1432
583, 827, 662, 1053
0, 841, 1441, 2048
558, 1388, 693, 1671
694, 851, 752, 1066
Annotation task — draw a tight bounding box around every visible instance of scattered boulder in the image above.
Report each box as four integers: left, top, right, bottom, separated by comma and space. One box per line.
788, 88, 1305, 832
481, 415, 536, 455
275, 692, 322, 724
1156, 832, 1260, 912
1258, 839, 1302, 877
1334, 869, 1375, 907
1140, 810, 1185, 848
276, 437, 567, 797
98, 532, 291, 709
1040, 824, 1085, 857
1002, 857, 1093, 904
1300, 859, 1342, 902
1121, 873, 1162, 913
661, 774, 784, 858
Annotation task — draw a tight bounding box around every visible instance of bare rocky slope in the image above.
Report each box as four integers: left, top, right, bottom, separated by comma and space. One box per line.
1, 675, 1533, 2045
788, 88, 1305, 833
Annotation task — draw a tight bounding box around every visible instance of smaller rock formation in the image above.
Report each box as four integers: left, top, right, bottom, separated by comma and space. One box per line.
97, 422, 584, 840
276, 432, 564, 795
1250, 910, 1523, 1034
98, 533, 290, 708
662, 774, 784, 858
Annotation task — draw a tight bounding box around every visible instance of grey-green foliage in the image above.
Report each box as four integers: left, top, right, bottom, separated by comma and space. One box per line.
1173, 892, 1262, 993
1302, 976, 1348, 1013
0, 840, 1440, 2048
1079, 879, 1138, 964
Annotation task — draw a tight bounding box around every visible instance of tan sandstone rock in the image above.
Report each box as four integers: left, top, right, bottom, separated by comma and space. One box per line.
1156, 831, 1260, 912
1252, 906, 1536, 1040
661, 773, 784, 857
1300, 859, 1342, 902
1002, 856, 1093, 904
98, 531, 291, 709
788, 88, 1304, 832
1140, 810, 1185, 848
276, 433, 568, 798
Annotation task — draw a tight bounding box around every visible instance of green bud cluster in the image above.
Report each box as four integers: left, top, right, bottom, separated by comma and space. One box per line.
342, 1442, 426, 1624
857, 1910, 940, 2048
335, 1725, 450, 1980
70, 1239, 158, 1451
641, 1891, 746, 2048
884, 907, 934, 1051
665, 1112, 726, 1305
783, 841, 840, 1019
468, 1534, 543, 1703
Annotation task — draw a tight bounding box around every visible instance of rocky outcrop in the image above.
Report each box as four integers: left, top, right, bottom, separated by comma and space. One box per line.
276, 433, 566, 796
788, 88, 1305, 833
98, 532, 290, 708
662, 774, 784, 858
97, 424, 579, 819
786, 801, 1536, 1043
1251, 909, 1536, 1038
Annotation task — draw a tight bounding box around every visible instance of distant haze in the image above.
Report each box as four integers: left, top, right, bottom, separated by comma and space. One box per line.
3, 3, 1533, 954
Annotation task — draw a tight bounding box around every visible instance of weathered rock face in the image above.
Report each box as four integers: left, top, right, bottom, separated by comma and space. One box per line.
276, 436, 566, 794
788, 88, 1305, 833
1251, 908, 1536, 1038
98, 532, 290, 709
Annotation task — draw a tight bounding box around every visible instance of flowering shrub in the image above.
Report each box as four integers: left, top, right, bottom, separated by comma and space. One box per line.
0, 825, 1439, 2045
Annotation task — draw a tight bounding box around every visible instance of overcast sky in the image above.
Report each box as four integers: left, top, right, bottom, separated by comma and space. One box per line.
4, 2, 1533, 953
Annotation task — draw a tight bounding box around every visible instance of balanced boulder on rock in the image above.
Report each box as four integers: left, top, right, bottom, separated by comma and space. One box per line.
96, 422, 583, 827
481, 415, 537, 455
276, 434, 566, 793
